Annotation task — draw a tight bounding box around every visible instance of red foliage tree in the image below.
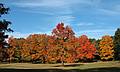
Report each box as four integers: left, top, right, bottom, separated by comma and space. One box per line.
76, 35, 96, 61
52, 22, 75, 65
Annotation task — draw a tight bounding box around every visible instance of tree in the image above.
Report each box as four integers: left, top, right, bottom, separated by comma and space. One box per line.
114, 28, 120, 60
8, 37, 25, 63
0, 3, 13, 62
7, 37, 15, 63
21, 39, 31, 62
89, 38, 96, 44
52, 22, 75, 65
46, 36, 59, 63
26, 34, 49, 63
89, 38, 101, 61
63, 37, 77, 63
76, 35, 96, 62
99, 35, 114, 61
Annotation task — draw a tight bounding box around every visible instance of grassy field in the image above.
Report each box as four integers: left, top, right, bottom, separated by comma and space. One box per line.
0, 61, 120, 72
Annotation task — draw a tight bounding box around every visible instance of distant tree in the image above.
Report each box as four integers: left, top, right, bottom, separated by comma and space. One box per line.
89, 38, 101, 60
89, 38, 96, 44
0, 3, 13, 62
114, 28, 120, 60
99, 35, 114, 61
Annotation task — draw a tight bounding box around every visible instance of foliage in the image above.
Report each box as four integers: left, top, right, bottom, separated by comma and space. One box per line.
0, 3, 13, 62
99, 35, 114, 61
26, 34, 49, 63
76, 35, 96, 62
6, 22, 120, 63
52, 23, 75, 64
8, 37, 25, 62
114, 28, 120, 60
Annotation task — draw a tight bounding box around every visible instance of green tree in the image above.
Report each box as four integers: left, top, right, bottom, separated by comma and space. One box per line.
0, 3, 13, 62
114, 28, 120, 60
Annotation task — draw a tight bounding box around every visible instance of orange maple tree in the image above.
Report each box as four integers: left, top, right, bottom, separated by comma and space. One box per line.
8, 37, 25, 62
26, 34, 49, 63
99, 35, 114, 61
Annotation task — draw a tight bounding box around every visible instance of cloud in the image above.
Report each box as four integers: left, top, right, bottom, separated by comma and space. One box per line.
7, 31, 52, 38
12, 0, 95, 8
11, 0, 72, 15
98, 8, 120, 15
114, 5, 120, 12
11, 0, 101, 15
76, 22, 94, 26
12, 0, 67, 8
75, 29, 115, 39
57, 15, 75, 22
96, 3, 120, 16
77, 29, 115, 33
6, 29, 115, 39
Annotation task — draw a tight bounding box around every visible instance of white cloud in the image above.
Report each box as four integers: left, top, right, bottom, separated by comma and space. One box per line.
7, 31, 52, 38
11, 0, 72, 15
57, 15, 75, 22
77, 22, 94, 26
98, 8, 120, 15
12, 0, 96, 8
77, 29, 115, 33
75, 29, 115, 39
12, 0, 67, 8
11, 0, 101, 15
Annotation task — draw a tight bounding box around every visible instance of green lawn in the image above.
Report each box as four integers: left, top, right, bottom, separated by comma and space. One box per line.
0, 61, 120, 72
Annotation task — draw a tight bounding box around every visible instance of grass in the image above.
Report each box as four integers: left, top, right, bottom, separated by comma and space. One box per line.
0, 61, 120, 72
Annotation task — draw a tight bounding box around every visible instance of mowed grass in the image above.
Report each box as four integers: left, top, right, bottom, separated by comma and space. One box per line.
0, 61, 120, 72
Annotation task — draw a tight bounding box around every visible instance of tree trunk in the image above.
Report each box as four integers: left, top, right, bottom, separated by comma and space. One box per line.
61, 54, 64, 66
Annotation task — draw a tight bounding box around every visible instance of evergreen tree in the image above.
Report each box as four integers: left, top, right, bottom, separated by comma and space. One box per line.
114, 28, 120, 60
0, 3, 13, 62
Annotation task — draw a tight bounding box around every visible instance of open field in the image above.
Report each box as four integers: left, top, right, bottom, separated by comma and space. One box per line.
0, 61, 120, 72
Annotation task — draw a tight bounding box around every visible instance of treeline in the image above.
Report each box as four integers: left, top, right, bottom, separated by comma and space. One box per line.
7, 23, 96, 63
0, 23, 119, 64
0, 3, 120, 64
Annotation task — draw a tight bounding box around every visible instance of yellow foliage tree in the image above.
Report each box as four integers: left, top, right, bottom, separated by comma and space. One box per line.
99, 35, 114, 61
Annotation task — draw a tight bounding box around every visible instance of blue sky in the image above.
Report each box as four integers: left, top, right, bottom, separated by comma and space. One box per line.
1, 0, 120, 39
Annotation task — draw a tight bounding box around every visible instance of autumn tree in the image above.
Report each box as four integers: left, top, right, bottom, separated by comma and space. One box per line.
63, 37, 77, 63
52, 22, 75, 65
76, 35, 96, 62
7, 37, 15, 62
26, 34, 49, 63
20, 39, 31, 62
46, 36, 59, 63
8, 37, 25, 62
0, 3, 13, 62
99, 35, 114, 61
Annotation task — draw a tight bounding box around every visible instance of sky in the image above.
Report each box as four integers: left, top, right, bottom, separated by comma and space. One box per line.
1, 0, 120, 39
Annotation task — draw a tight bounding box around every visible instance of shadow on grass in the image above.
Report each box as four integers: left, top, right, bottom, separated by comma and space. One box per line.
0, 67, 120, 72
